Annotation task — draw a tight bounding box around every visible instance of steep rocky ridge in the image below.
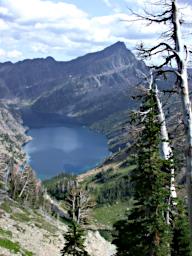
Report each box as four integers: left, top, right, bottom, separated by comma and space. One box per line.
0, 199, 116, 256
0, 105, 30, 194
0, 42, 148, 126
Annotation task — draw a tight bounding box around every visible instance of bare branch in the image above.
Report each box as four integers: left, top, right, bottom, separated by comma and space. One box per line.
128, 7, 171, 24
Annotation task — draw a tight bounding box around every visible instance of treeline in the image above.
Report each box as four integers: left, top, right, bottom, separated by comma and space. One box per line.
93, 171, 132, 205
43, 169, 133, 206
43, 173, 76, 200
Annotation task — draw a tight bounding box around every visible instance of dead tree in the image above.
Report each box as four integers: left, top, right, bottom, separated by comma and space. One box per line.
149, 73, 177, 201
132, 0, 192, 234
149, 73, 178, 228
18, 165, 42, 205
65, 182, 95, 225
18, 166, 34, 198
66, 185, 78, 222
134, 72, 177, 227
8, 163, 42, 206
9, 165, 22, 200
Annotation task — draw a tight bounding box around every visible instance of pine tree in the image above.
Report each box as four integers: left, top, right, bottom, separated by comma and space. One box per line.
60, 221, 89, 256
133, 0, 192, 234
171, 201, 192, 256
60, 182, 92, 256
113, 91, 172, 256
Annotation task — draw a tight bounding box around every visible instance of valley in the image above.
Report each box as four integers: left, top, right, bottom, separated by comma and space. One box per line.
1, 0, 192, 254
0, 41, 191, 256
0, 42, 149, 153
0, 42, 147, 255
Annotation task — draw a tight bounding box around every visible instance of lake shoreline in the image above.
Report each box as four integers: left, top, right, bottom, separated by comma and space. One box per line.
23, 124, 110, 180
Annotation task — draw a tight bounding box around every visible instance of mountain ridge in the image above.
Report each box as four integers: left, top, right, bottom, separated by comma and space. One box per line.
0, 42, 148, 129
0, 41, 130, 65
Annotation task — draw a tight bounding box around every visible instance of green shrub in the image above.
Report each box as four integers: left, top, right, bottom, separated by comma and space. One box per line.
0, 237, 33, 256
0, 201, 12, 213
99, 230, 113, 242
0, 228, 12, 238
11, 212, 31, 222
0, 238, 20, 253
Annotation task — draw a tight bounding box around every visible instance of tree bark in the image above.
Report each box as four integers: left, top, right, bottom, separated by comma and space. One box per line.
172, 0, 192, 234
155, 85, 177, 201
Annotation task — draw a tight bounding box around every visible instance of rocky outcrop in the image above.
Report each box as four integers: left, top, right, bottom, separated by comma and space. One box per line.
0, 202, 66, 256
85, 231, 116, 256
0, 105, 30, 200
0, 200, 116, 256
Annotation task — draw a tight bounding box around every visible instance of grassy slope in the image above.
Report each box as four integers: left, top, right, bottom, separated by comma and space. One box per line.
43, 153, 136, 231
80, 159, 136, 230
42, 152, 136, 244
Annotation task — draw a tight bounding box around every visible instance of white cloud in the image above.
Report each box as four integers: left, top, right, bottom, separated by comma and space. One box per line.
7, 50, 22, 58
31, 43, 49, 53
124, 0, 145, 7
0, 0, 191, 62
0, 7, 10, 16
2, 0, 87, 22
0, 49, 6, 57
0, 48, 22, 58
0, 19, 9, 30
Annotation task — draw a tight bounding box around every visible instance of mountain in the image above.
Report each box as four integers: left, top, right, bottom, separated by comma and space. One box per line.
0, 42, 149, 126
0, 105, 116, 256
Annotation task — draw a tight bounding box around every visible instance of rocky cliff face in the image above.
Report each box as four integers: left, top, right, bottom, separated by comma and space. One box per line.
0, 105, 30, 199
0, 42, 149, 125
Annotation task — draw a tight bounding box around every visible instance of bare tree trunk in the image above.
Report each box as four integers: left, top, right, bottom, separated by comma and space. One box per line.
13, 179, 18, 200
4, 158, 13, 190
155, 85, 177, 199
133, 0, 192, 237
154, 85, 177, 229
19, 179, 29, 198
77, 190, 82, 224
72, 196, 76, 222
148, 72, 177, 227
77, 207, 81, 224
172, 0, 192, 233
179, 67, 192, 230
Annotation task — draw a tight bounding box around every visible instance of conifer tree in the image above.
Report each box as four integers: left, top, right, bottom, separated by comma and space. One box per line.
61, 182, 92, 256
113, 89, 192, 255
113, 91, 172, 256
60, 221, 89, 256
132, 0, 192, 233
171, 201, 192, 256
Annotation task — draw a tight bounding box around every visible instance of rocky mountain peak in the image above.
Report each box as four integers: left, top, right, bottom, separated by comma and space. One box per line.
65, 41, 139, 77
103, 41, 127, 53
0, 42, 149, 125
45, 56, 56, 62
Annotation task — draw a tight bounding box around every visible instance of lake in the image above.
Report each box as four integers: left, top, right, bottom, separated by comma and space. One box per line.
23, 125, 110, 179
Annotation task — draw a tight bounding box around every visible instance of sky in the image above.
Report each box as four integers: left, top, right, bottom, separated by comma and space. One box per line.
0, 0, 191, 62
